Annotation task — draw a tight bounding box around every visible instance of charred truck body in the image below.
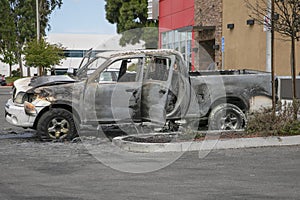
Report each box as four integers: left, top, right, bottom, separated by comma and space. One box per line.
5, 50, 274, 140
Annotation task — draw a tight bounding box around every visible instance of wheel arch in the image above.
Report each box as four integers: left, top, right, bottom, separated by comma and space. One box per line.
33, 103, 81, 129
210, 96, 249, 114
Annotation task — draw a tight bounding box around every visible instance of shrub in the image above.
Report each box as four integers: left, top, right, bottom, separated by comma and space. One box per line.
246, 100, 300, 136
11, 69, 21, 77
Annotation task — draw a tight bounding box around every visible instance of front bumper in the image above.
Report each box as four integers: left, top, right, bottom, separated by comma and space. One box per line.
5, 99, 40, 128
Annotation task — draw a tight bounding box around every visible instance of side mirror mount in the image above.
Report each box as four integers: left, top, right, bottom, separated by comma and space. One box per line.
67, 68, 76, 76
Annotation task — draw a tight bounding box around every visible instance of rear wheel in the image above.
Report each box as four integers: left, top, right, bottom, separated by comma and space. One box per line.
37, 108, 77, 141
208, 103, 246, 130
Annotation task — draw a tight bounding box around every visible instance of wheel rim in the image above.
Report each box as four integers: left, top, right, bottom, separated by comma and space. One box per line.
219, 111, 240, 130
47, 117, 70, 139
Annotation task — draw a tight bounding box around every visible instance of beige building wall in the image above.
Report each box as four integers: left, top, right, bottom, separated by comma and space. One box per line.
273, 32, 299, 76
222, 0, 300, 76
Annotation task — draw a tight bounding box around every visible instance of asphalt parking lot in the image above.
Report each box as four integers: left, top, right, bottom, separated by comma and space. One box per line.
1, 87, 300, 200
0, 137, 300, 200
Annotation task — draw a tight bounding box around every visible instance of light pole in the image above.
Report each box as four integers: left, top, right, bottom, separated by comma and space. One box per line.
36, 0, 40, 41
36, 0, 42, 76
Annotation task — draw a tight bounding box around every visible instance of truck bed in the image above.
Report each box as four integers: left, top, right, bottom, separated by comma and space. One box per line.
187, 69, 273, 117
189, 69, 270, 76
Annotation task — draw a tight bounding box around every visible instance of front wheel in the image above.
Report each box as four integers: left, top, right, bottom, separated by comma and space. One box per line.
208, 103, 246, 130
36, 108, 77, 141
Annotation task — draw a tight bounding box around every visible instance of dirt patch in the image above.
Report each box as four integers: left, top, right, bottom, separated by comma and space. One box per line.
123, 134, 176, 143
122, 130, 298, 144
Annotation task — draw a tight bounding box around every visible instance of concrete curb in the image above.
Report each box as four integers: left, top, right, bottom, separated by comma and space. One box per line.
112, 134, 300, 153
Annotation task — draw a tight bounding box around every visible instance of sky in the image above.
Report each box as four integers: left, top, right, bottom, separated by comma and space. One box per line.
48, 0, 117, 35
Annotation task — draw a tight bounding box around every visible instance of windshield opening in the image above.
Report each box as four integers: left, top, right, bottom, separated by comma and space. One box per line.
76, 56, 108, 79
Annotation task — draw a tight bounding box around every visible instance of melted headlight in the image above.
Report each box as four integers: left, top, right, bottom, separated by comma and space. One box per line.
14, 92, 36, 104
14, 92, 27, 104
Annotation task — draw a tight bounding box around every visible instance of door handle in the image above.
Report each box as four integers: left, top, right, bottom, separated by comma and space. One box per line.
159, 89, 167, 94
126, 89, 135, 92
126, 89, 138, 96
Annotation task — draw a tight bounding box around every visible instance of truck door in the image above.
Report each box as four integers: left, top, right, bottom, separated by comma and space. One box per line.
94, 57, 143, 123
141, 55, 175, 124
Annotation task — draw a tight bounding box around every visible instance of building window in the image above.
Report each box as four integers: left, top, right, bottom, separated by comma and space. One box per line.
63, 50, 86, 58
63, 50, 107, 58
161, 30, 192, 67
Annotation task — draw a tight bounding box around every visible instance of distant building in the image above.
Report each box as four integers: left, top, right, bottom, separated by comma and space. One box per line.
47, 34, 115, 71
0, 33, 143, 76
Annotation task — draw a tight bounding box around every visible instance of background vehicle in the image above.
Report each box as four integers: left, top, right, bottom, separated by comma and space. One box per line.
5, 49, 274, 140
1, 75, 6, 86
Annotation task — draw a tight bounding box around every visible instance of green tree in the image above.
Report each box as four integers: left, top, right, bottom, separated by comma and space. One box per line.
24, 38, 65, 75
0, 0, 63, 77
105, 0, 158, 49
0, 0, 18, 77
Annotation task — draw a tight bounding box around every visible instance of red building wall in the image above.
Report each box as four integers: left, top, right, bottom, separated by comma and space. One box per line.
159, 0, 194, 30
159, 0, 195, 70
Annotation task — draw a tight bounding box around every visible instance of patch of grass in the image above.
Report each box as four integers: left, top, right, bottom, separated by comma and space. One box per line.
6, 76, 21, 84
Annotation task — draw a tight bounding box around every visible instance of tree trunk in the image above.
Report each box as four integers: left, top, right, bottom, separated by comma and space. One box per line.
271, 0, 276, 118
39, 66, 43, 76
27, 66, 31, 77
291, 36, 297, 120
9, 64, 12, 77
291, 36, 297, 99
18, 54, 23, 78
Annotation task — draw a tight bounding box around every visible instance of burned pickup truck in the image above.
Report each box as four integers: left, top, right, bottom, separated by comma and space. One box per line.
5, 49, 273, 140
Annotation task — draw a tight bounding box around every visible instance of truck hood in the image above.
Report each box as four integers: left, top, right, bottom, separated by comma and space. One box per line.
13, 77, 32, 94
29, 75, 76, 88
14, 75, 76, 93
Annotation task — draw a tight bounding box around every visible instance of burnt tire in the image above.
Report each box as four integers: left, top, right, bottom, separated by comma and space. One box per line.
208, 103, 246, 130
36, 108, 77, 141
